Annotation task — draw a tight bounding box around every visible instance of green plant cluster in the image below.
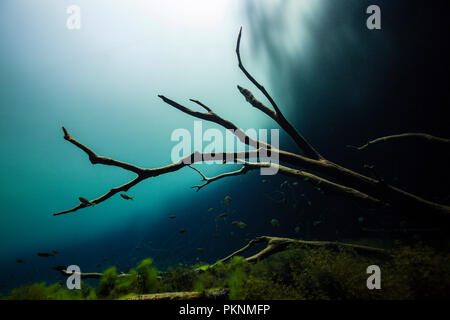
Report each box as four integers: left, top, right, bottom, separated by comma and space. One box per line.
4, 244, 449, 300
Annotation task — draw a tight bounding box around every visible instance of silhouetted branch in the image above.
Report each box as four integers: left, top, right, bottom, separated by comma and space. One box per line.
218, 236, 389, 264
347, 133, 450, 151
189, 165, 252, 192
236, 27, 323, 160
54, 128, 261, 216
53, 266, 130, 279
55, 30, 450, 220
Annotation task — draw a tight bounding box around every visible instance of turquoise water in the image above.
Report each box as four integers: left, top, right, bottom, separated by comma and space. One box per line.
0, 1, 327, 290
1, 0, 448, 294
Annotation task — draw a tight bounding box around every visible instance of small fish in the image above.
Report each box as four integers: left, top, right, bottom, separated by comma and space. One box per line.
52, 266, 66, 272
313, 221, 322, 227
169, 215, 177, 219
216, 213, 228, 220
262, 179, 269, 183
270, 219, 280, 227
37, 252, 55, 258
16, 259, 25, 264
179, 229, 188, 234
223, 196, 232, 204
79, 197, 95, 206
231, 220, 247, 228
196, 248, 205, 253
231, 221, 240, 227
120, 194, 134, 200
358, 217, 364, 223
295, 226, 300, 233
52, 250, 59, 255
292, 181, 299, 186
280, 181, 288, 188
207, 208, 214, 213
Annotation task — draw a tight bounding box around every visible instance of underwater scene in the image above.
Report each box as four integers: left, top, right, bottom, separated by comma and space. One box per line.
0, 0, 449, 303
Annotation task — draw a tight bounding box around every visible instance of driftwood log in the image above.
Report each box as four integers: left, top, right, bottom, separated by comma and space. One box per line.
127, 289, 229, 300
53, 28, 449, 220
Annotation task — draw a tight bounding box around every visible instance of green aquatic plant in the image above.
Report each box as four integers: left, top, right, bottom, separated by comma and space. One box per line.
96, 266, 119, 298
95, 258, 160, 299
7, 282, 96, 300
160, 266, 196, 293
135, 258, 159, 293
5, 243, 449, 300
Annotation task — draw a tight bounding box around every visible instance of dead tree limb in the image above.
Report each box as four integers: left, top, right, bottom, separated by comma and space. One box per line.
54, 130, 259, 216
217, 236, 389, 265
188, 165, 253, 192
347, 133, 450, 151
54, 29, 450, 220
235, 27, 323, 160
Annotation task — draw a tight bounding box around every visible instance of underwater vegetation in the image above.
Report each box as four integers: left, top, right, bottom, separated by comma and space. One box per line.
3, 243, 449, 300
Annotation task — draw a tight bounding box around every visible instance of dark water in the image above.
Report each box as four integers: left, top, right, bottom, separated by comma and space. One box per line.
0, 0, 448, 294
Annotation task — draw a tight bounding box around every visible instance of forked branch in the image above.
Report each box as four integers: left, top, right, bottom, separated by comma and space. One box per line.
55, 127, 261, 216
236, 27, 323, 160
217, 236, 389, 264
54, 29, 450, 220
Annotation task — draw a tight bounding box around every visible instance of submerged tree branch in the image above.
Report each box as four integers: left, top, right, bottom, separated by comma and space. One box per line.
54, 29, 450, 220
236, 27, 323, 160
54, 128, 261, 216
53, 266, 130, 279
188, 165, 252, 192
347, 133, 450, 151
218, 236, 389, 264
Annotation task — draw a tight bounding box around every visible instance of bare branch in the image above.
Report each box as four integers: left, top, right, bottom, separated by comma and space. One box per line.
54, 31, 450, 221
237, 85, 276, 119
347, 133, 450, 151
218, 236, 389, 264
236, 27, 323, 160
158, 95, 265, 150
189, 99, 212, 112
188, 164, 251, 192
54, 128, 262, 216
239, 161, 386, 209
62, 127, 146, 175
54, 176, 144, 216
53, 266, 130, 279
